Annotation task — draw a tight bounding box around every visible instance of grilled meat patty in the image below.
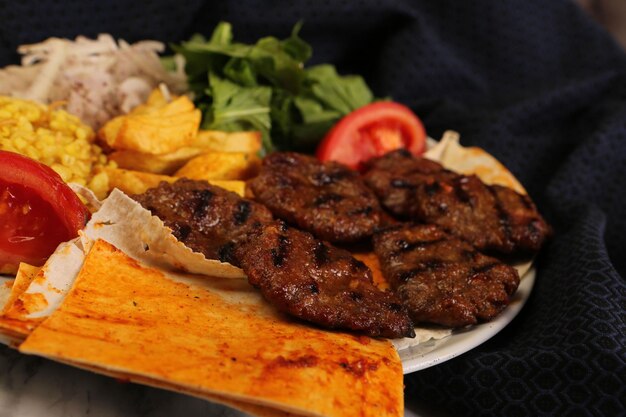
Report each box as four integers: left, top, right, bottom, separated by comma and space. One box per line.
250, 152, 384, 243
134, 179, 415, 339
373, 224, 520, 327
236, 220, 415, 338
132, 178, 273, 265
363, 149, 550, 254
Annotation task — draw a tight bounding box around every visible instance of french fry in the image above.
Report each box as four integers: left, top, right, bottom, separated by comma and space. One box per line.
109, 131, 262, 175
98, 89, 201, 155
193, 130, 262, 154
104, 167, 246, 196
175, 152, 261, 181
109, 147, 206, 175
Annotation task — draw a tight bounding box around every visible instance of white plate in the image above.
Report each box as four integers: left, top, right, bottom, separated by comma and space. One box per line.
398, 267, 535, 374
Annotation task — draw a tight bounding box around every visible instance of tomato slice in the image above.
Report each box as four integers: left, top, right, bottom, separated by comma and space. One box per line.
0, 151, 90, 274
316, 101, 426, 170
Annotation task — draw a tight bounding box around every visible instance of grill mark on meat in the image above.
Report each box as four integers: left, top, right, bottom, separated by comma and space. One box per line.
393, 237, 446, 255
518, 192, 534, 210
312, 171, 348, 185
233, 201, 252, 225
193, 189, 214, 218
350, 291, 363, 301
349, 258, 367, 273
462, 249, 478, 261
453, 177, 472, 205
348, 206, 373, 216
398, 261, 445, 282
172, 224, 191, 242
271, 234, 290, 267
471, 262, 499, 275
391, 179, 415, 189
314, 241, 330, 267
487, 186, 514, 245
424, 181, 440, 196
313, 193, 344, 206
218, 243, 235, 264
389, 303, 404, 312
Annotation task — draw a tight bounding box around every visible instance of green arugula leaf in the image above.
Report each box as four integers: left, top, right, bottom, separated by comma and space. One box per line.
172, 21, 375, 152
203, 73, 273, 151
304, 65, 373, 114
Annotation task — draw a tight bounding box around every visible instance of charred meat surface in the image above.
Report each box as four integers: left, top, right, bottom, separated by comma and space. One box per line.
132, 178, 273, 264
373, 224, 520, 327
133, 178, 414, 339
363, 149, 550, 254
235, 220, 415, 338
250, 152, 383, 243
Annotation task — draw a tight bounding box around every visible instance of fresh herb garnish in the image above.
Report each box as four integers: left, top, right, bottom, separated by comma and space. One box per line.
173, 22, 374, 152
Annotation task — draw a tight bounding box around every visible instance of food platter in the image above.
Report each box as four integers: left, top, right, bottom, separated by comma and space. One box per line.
0, 28, 549, 417
398, 267, 535, 373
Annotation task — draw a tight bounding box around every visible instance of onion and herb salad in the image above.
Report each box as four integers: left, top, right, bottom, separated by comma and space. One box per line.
0, 34, 186, 130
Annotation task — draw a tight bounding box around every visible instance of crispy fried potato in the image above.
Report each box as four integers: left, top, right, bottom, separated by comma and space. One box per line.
98, 89, 201, 155
108, 131, 262, 175
175, 152, 261, 181
109, 147, 205, 175
193, 130, 262, 154
104, 167, 245, 196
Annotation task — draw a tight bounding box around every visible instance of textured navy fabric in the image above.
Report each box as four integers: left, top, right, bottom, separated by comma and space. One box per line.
0, 1, 624, 416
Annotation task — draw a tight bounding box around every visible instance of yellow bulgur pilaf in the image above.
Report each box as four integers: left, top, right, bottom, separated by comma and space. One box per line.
0, 96, 111, 198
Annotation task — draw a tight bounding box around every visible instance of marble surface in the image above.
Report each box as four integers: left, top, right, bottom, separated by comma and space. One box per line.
0, 345, 249, 417
0, 345, 423, 417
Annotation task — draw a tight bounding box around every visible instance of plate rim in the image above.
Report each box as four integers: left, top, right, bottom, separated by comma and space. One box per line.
399, 267, 536, 374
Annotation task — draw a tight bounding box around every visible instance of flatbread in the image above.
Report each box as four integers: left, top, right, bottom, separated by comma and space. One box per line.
20, 239, 404, 417
426, 130, 526, 194
82, 189, 245, 278
0, 241, 83, 342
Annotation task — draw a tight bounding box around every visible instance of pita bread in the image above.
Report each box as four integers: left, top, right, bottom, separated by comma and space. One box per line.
0, 278, 12, 310
425, 130, 526, 194
82, 189, 245, 278
20, 240, 404, 417
0, 241, 83, 342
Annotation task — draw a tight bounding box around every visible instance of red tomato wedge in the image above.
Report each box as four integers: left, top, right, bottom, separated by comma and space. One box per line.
0, 151, 90, 274
316, 101, 426, 170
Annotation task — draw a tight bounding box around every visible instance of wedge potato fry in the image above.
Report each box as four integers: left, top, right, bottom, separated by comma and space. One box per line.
109, 130, 262, 175
109, 147, 205, 175
193, 130, 262, 154
104, 167, 245, 196
175, 152, 261, 181
98, 89, 201, 155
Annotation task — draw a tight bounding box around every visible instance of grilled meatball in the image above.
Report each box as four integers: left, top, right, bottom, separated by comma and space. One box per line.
133, 179, 414, 338
236, 220, 415, 338
132, 178, 273, 265
363, 149, 550, 254
373, 224, 520, 327
250, 152, 383, 243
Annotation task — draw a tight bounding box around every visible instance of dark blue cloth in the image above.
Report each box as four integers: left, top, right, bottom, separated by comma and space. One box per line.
1, 1, 624, 416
